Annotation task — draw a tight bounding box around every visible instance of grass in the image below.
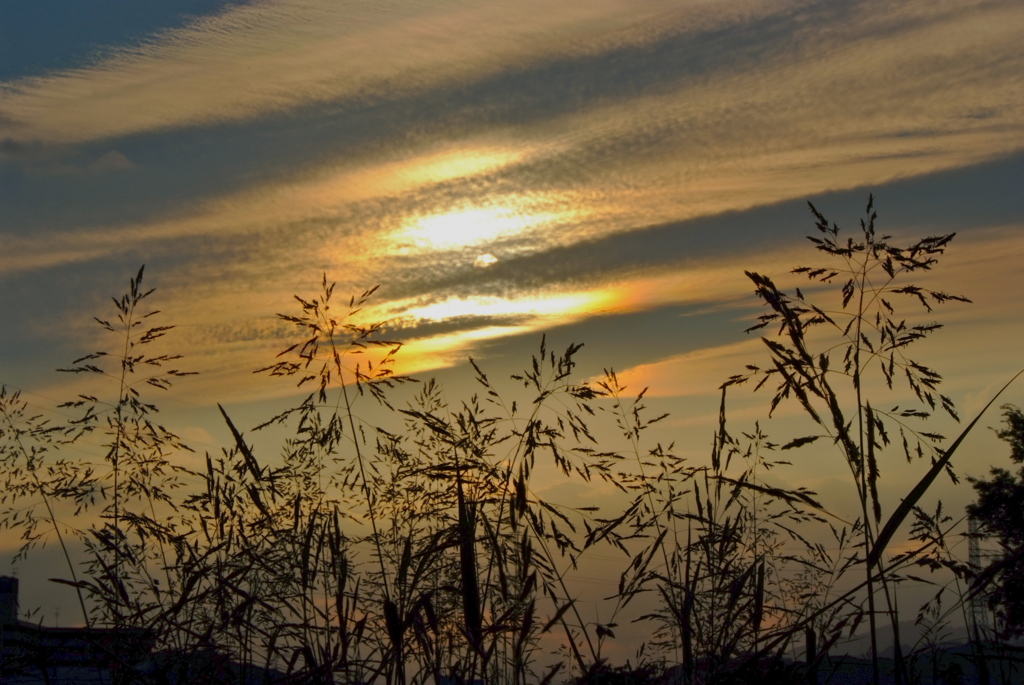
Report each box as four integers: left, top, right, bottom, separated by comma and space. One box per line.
1, 197, 1021, 685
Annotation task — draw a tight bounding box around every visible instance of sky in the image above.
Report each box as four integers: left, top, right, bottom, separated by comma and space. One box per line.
2, 0, 1024, 651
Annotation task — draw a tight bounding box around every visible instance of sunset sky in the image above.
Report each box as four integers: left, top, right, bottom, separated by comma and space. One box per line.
2, 0, 1023, 640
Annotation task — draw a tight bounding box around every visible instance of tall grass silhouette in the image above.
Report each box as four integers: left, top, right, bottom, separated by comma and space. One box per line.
1, 198, 1021, 684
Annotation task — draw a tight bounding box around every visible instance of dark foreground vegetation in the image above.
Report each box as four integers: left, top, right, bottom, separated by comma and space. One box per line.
2, 197, 1023, 684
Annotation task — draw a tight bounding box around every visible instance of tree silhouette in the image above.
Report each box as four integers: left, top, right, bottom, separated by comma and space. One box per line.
968, 405, 1024, 636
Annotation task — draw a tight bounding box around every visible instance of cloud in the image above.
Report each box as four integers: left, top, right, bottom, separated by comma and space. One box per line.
605, 339, 764, 399
3, 0, 1020, 272
0, 0, 742, 145
0, 137, 31, 156
6, 0, 1018, 154
3, 0, 1022, 418
87, 150, 133, 173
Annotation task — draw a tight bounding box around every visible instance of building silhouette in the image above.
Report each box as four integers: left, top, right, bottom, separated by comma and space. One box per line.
0, 576, 152, 684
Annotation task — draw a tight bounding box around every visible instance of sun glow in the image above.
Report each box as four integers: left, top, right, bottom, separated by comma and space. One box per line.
383, 292, 619, 376
396, 206, 556, 252
399, 291, 612, 324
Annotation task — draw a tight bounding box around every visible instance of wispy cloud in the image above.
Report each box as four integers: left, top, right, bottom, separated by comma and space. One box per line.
4, 0, 1019, 153
0, 0, 719, 145
3, 0, 1020, 260
607, 224, 1024, 403
3, 0, 1021, 416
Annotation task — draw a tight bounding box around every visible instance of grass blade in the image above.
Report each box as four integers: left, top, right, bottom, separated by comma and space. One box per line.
868, 368, 1024, 567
